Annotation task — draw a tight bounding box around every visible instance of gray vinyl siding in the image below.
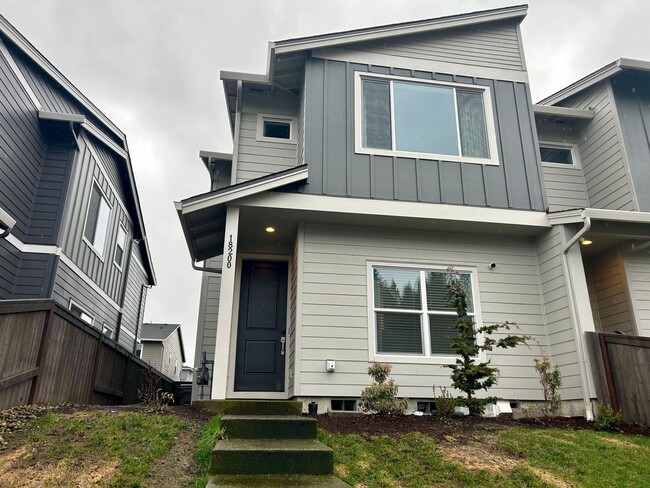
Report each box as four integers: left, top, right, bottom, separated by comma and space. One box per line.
296, 79, 306, 167
340, 20, 525, 72
287, 236, 299, 396
296, 222, 548, 400
235, 91, 300, 183
58, 134, 133, 304
625, 251, 650, 337
160, 333, 183, 381
0, 238, 19, 298
6, 40, 122, 147
541, 165, 589, 211
302, 58, 546, 211
52, 258, 120, 330
560, 82, 636, 211
141, 342, 163, 372
13, 253, 57, 298
585, 248, 635, 335
535, 226, 582, 399
611, 72, 650, 212
119, 246, 148, 351
0, 43, 45, 241
192, 256, 222, 400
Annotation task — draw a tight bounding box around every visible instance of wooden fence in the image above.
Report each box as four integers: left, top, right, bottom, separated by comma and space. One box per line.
586, 331, 650, 425
0, 300, 174, 410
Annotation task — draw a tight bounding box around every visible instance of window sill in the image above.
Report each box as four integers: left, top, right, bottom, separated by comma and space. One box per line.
355, 147, 499, 166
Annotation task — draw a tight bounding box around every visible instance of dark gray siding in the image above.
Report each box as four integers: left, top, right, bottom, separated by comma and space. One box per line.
302, 58, 546, 211
119, 245, 148, 351
52, 257, 120, 330
0, 45, 45, 241
13, 253, 57, 298
0, 238, 19, 298
612, 72, 650, 212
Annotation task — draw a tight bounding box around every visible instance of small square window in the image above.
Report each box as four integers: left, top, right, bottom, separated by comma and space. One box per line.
263, 120, 291, 139
102, 324, 115, 340
69, 301, 93, 325
256, 114, 296, 143
540, 145, 575, 166
331, 399, 357, 411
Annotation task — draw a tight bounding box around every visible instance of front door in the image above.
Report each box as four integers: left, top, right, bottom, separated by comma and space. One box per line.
234, 260, 287, 392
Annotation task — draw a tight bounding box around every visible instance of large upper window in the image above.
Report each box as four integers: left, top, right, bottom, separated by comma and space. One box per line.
372, 266, 476, 358
84, 183, 111, 257
356, 73, 498, 165
114, 224, 127, 269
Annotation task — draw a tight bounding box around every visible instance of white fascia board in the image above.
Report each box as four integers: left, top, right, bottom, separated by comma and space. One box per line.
533, 105, 594, 120
0, 15, 125, 142
38, 110, 86, 124
273, 6, 527, 55
219, 70, 270, 84
199, 150, 233, 161
237, 192, 551, 228
539, 60, 622, 106
547, 209, 586, 225
619, 58, 650, 72
81, 121, 128, 160
179, 167, 309, 215
547, 207, 650, 225
0, 205, 16, 229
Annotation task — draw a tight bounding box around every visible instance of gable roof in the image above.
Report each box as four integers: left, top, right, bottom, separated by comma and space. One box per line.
539, 58, 650, 106
0, 14, 156, 285
141, 323, 186, 362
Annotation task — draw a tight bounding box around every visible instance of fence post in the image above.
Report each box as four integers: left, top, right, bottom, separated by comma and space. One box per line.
598, 334, 620, 412
29, 304, 54, 403
87, 333, 103, 404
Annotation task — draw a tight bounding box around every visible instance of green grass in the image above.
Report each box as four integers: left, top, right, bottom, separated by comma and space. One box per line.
500, 428, 650, 487
25, 410, 186, 487
191, 415, 223, 488
319, 427, 650, 488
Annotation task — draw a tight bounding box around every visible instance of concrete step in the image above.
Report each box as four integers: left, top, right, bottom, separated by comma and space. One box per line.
211, 438, 333, 476
207, 475, 351, 487
193, 399, 303, 416
222, 415, 317, 439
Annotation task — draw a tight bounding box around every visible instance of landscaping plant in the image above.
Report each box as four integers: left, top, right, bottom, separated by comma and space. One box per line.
138, 368, 175, 413
359, 362, 408, 415
432, 385, 456, 417
533, 355, 562, 415
445, 267, 527, 416
593, 403, 622, 432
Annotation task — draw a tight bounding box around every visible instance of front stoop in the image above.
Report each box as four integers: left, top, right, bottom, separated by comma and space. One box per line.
203, 400, 350, 487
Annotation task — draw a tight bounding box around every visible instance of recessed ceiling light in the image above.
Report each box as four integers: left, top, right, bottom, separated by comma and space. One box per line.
580, 237, 592, 246
265, 226, 275, 233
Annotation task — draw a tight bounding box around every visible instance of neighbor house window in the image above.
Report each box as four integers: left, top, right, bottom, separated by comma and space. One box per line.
114, 224, 127, 269
539, 143, 578, 166
84, 182, 111, 257
372, 266, 476, 357
256, 114, 296, 143
69, 300, 93, 325
356, 73, 498, 164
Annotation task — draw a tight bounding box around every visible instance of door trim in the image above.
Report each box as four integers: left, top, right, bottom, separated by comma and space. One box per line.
227, 253, 292, 399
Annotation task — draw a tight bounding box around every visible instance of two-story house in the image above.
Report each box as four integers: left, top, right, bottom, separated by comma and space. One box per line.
176, 5, 650, 417
0, 15, 155, 353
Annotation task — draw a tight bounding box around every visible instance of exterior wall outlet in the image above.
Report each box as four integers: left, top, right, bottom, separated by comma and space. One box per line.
326, 359, 336, 372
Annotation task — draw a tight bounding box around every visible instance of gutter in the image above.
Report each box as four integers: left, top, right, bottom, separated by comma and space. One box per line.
561, 216, 595, 421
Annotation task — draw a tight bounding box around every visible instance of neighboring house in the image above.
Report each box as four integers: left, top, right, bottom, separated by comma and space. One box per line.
140, 323, 186, 382
176, 5, 650, 417
0, 15, 156, 353
180, 365, 194, 383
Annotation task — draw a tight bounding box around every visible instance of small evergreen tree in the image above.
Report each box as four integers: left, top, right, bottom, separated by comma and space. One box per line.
445, 267, 527, 416
359, 362, 408, 415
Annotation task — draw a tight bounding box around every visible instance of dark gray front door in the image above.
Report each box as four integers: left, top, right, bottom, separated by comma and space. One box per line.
234, 260, 287, 392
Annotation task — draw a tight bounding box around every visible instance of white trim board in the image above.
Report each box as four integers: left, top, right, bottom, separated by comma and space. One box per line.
0, 36, 42, 110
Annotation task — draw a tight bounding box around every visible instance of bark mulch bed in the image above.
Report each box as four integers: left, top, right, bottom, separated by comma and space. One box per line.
316, 414, 650, 442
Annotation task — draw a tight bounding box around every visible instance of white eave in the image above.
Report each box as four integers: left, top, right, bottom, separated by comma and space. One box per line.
548, 208, 650, 225
533, 105, 594, 120
539, 58, 650, 106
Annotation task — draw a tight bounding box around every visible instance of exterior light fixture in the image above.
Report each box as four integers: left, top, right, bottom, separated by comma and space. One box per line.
265, 226, 275, 233
580, 237, 592, 246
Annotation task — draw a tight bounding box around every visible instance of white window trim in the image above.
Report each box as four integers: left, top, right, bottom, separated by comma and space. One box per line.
68, 298, 94, 326
539, 141, 581, 169
366, 261, 484, 365
102, 323, 115, 340
82, 179, 113, 261
256, 114, 297, 144
113, 222, 128, 271
354, 72, 499, 166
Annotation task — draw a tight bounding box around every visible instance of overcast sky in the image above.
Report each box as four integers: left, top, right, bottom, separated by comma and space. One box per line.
1, 0, 648, 365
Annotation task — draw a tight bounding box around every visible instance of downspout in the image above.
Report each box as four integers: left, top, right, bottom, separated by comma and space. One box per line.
192, 260, 222, 275
562, 216, 594, 420
133, 282, 151, 355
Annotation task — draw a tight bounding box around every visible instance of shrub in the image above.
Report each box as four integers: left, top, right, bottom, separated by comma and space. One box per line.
533, 355, 562, 415
432, 386, 456, 417
445, 267, 528, 416
138, 369, 174, 413
360, 362, 407, 415
594, 403, 622, 432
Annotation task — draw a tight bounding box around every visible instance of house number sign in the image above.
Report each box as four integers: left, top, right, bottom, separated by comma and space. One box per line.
226, 235, 234, 268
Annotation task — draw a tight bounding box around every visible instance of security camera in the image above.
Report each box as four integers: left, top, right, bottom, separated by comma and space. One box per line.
488, 262, 497, 270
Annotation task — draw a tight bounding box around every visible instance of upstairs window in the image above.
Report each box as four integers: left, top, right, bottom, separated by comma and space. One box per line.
371, 265, 476, 359
356, 73, 498, 165
256, 114, 296, 143
84, 183, 111, 257
114, 224, 127, 269
539, 143, 578, 167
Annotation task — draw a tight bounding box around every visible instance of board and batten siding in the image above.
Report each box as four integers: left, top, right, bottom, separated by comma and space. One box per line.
58, 134, 133, 305
332, 20, 526, 73
191, 256, 222, 400
295, 222, 549, 400
119, 246, 149, 351
0, 41, 46, 241
624, 250, 650, 337
541, 165, 589, 211
535, 226, 582, 399
302, 58, 546, 211
611, 72, 650, 212
585, 248, 635, 336
287, 234, 300, 396
235, 91, 299, 184
560, 81, 636, 211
